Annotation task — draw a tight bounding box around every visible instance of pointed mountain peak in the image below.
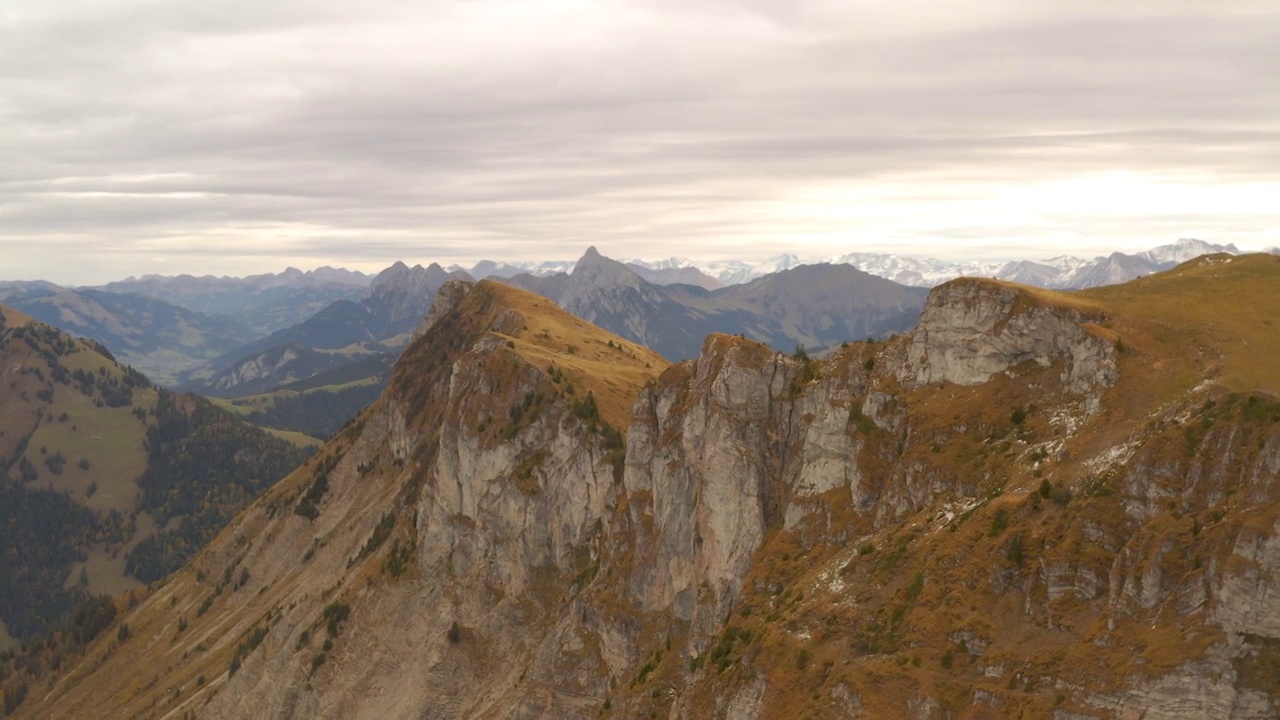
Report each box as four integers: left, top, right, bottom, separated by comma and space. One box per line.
574, 246, 616, 274
568, 246, 645, 291
369, 261, 417, 287
573, 246, 624, 272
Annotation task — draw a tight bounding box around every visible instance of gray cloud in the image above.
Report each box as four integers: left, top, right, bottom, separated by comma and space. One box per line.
1, 0, 1277, 283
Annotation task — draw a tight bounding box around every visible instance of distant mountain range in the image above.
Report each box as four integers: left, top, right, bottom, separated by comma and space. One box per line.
99, 266, 372, 335
501, 247, 927, 361
189, 261, 471, 396
450, 238, 1266, 289
3, 239, 1273, 437
0, 285, 255, 386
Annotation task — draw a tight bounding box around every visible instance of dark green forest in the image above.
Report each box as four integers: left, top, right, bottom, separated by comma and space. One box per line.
124, 391, 312, 583
0, 478, 100, 640
244, 384, 383, 439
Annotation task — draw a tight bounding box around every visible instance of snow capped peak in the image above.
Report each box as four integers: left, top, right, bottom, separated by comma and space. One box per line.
460, 238, 1252, 293
467, 260, 575, 280
755, 253, 807, 274
623, 257, 697, 271
1141, 238, 1239, 265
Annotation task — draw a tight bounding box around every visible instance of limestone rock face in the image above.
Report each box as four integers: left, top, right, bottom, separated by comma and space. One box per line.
624, 336, 796, 624
417, 334, 614, 596
409, 278, 473, 341
897, 280, 1117, 396
211, 344, 302, 391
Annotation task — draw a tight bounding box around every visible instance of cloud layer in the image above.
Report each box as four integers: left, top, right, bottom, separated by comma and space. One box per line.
2, 0, 1277, 282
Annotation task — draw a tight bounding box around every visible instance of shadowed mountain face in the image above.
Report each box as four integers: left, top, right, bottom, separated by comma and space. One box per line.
503, 247, 928, 360
15, 256, 1280, 720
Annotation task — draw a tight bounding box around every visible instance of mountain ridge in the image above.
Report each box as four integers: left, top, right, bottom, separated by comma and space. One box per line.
17, 255, 1279, 719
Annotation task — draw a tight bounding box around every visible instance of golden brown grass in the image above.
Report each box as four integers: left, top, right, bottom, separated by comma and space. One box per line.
948, 276, 1106, 315
1081, 253, 1280, 396
460, 281, 670, 430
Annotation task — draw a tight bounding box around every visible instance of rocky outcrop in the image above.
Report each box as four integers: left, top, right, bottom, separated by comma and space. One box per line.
898, 279, 1117, 397
624, 336, 797, 624
410, 278, 474, 341
211, 343, 305, 391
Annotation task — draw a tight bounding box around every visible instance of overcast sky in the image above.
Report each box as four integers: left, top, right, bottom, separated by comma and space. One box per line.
2, 0, 1277, 283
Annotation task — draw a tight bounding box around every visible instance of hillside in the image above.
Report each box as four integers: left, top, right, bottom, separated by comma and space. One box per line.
0, 306, 311, 654
0, 288, 257, 387
12, 257, 1280, 719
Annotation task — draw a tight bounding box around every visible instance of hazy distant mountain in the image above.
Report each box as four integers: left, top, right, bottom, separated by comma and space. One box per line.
361, 261, 473, 339
706, 263, 929, 351
193, 262, 471, 396
504, 248, 710, 361
994, 260, 1064, 286
1139, 238, 1239, 265
461, 260, 575, 280
0, 286, 255, 386
816, 238, 1244, 290
0, 280, 60, 297
1, 238, 1255, 392
1035, 239, 1241, 289
624, 263, 723, 290
828, 252, 1001, 287
98, 267, 372, 335
623, 238, 1251, 291
696, 259, 756, 285
1059, 252, 1165, 289
502, 248, 926, 360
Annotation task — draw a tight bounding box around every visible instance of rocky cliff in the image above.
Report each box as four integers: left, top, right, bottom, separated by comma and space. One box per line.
17, 256, 1280, 719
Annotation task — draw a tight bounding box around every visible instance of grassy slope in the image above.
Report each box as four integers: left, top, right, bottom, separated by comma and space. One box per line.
0, 306, 154, 599
205, 375, 386, 443
260, 427, 324, 448
484, 281, 669, 430
1080, 253, 1280, 396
